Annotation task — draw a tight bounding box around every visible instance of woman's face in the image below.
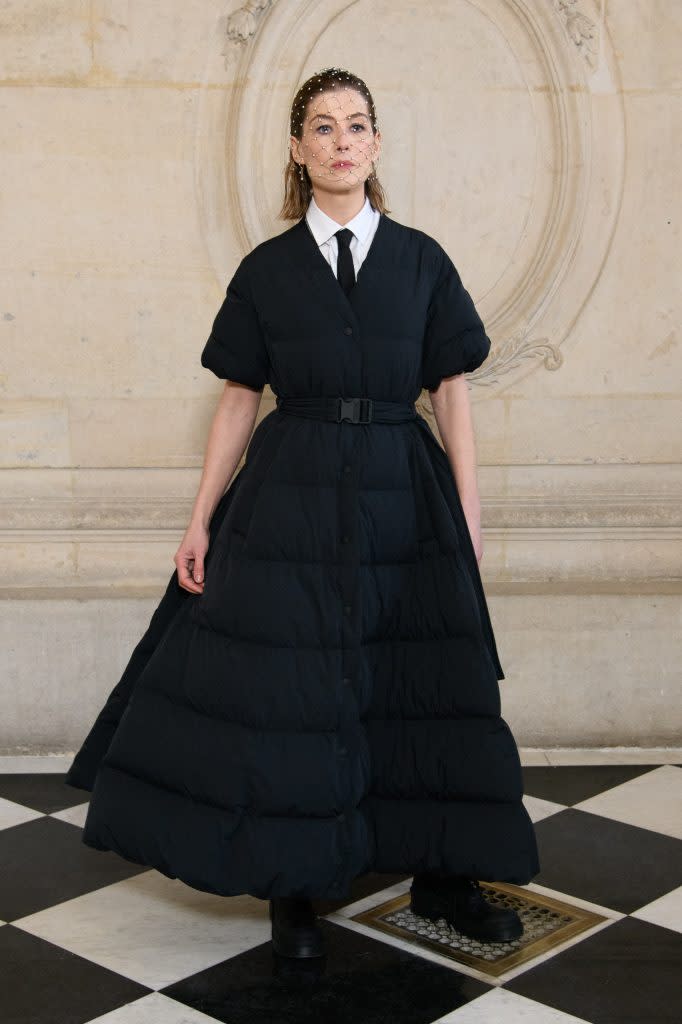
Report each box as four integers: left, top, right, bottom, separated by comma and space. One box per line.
291, 87, 381, 194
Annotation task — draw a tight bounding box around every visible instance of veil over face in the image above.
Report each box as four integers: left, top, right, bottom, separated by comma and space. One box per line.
290, 85, 381, 194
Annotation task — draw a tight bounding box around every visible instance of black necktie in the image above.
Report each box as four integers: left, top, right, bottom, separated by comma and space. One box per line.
334, 228, 356, 296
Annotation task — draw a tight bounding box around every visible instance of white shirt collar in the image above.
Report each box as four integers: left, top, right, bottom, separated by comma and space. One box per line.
305, 194, 376, 248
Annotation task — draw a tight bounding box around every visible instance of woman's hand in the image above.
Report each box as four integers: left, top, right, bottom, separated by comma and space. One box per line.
176, 380, 262, 596
175, 521, 209, 594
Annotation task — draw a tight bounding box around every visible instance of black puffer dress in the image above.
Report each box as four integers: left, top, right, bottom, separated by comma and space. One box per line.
65, 211, 540, 900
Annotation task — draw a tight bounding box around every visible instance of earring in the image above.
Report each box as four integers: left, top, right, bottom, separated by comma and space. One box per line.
298, 163, 306, 182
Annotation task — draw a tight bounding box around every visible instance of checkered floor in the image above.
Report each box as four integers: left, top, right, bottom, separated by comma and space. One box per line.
1, 762, 680, 1023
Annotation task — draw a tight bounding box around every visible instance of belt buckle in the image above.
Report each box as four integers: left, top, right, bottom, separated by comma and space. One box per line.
337, 397, 373, 423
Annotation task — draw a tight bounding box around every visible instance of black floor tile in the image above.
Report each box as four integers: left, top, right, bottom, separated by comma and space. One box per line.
1, 924, 151, 1024
0, 772, 86, 814
161, 917, 491, 1024
532, 807, 682, 913
0, 815, 149, 921
505, 915, 682, 1024
0, 765, 679, 1024
522, 764, 661, 806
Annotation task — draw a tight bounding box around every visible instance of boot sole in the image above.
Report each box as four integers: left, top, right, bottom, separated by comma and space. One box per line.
410, 887, 523, 943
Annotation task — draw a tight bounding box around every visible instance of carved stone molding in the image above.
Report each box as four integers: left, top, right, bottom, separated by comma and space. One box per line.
223, 0, 278, 50
2, 524, 679, 599
197, 0, 625, 394
1, 492, 680, 533
555, 0, 600, 69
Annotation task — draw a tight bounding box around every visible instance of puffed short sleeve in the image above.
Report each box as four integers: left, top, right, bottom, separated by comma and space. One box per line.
421, 251, 492, 391
200, 257, 269, 390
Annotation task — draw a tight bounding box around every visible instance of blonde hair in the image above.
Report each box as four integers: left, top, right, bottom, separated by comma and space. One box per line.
277, 67, 390, 221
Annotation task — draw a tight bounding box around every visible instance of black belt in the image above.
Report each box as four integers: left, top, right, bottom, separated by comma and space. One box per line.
275, 395, 417, 424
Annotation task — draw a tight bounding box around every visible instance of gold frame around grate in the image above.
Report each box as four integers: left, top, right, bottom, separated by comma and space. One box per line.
351, 882, 609, 977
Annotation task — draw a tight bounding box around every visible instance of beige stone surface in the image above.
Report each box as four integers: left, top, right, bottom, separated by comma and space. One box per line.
0, 400, 71, 466
494, 593, 681, 748
0, 1, 680, 752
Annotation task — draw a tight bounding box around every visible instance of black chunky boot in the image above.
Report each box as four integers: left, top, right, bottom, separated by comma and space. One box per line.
410, 873, 523, 943
269, 896, 326, 958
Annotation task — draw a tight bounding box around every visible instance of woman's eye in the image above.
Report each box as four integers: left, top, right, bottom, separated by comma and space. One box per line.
316, 122, 367, 134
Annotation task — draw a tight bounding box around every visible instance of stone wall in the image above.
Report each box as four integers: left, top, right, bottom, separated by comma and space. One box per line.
1, 0, 679, 752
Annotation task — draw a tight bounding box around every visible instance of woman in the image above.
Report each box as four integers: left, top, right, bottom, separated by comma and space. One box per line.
65, 67, 540, 961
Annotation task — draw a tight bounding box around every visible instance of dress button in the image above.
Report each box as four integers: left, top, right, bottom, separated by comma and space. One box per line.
339, 745, 348, 755
342, 676, 351, 685
338, 813, 345, 821
344, 604, 352, 614
343, 326, 353, 335
341, 534, 350, 543
343, 464, 351, 474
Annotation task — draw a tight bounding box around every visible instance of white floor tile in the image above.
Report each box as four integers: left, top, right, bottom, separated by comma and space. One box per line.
573, 764, 682, 839
522, 794, 567, 822
85, 991, 219, 1022
0, 796, 44, 830
51, 801, 89, 827
12, 869, 270, 990
433, 987, 590, 1021
630, 885, 682, 935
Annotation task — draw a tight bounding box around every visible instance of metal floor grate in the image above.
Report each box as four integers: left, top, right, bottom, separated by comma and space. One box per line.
351, 882, 609, 977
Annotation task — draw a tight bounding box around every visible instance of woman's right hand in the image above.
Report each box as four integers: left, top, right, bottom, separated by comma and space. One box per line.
175, 521, 210, 594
